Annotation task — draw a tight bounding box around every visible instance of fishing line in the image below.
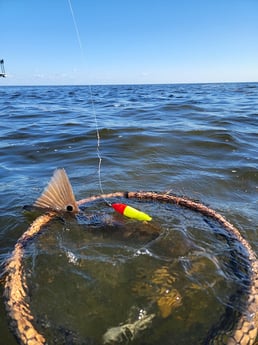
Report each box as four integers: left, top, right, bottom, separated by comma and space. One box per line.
67, 0, 83, 55
67, 0, 111, 206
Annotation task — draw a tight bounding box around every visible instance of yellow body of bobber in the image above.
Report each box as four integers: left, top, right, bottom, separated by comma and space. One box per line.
112, 203, 152, 221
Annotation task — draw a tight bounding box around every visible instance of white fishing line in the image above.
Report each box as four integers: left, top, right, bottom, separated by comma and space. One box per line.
67, 0, 84, 56
67, 0, 111, 205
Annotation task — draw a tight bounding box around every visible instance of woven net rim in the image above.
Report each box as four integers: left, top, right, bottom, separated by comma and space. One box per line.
3, 190, 258, 345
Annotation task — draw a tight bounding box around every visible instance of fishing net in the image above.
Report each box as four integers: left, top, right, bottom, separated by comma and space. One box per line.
3, 191, 258, 345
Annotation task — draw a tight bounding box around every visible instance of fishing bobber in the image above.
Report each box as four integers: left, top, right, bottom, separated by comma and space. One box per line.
112, 203, 152, 221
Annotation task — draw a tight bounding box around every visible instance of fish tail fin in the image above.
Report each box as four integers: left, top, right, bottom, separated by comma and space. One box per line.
33, 168, 79, 213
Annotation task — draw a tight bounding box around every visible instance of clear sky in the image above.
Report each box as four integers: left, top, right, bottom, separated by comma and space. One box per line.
1, 0, 258, 85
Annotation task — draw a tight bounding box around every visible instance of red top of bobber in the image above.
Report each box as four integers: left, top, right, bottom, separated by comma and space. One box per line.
112, 203, 127, 214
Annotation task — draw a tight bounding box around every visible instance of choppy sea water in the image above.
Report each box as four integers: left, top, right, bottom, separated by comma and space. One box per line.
0, 83, 257, 344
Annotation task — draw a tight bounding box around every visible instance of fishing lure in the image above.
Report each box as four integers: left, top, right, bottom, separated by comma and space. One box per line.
112, 203, 152, 222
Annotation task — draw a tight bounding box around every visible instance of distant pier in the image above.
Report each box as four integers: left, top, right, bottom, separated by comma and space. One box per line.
0, 59, 6, 77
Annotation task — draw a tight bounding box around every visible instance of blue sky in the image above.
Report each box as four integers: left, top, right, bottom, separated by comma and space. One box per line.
1, 0, 258, 85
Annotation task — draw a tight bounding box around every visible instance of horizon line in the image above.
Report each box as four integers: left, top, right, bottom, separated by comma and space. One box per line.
1, 80, 258, 88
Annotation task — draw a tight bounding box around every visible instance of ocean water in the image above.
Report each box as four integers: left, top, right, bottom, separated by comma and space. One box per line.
0, 83, 257, 344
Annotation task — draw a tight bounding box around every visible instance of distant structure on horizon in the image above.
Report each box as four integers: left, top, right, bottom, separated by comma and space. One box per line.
0, 59, 6, 77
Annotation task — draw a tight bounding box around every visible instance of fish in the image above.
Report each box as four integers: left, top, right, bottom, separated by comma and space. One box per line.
32, 169, 152, 223
33, 168, 79, 213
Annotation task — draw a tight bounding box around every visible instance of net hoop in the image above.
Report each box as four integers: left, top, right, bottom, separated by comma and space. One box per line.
3, 191, 258, 345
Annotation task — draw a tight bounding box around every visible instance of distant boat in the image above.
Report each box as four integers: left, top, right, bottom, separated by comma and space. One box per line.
0, 59, 6, 77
